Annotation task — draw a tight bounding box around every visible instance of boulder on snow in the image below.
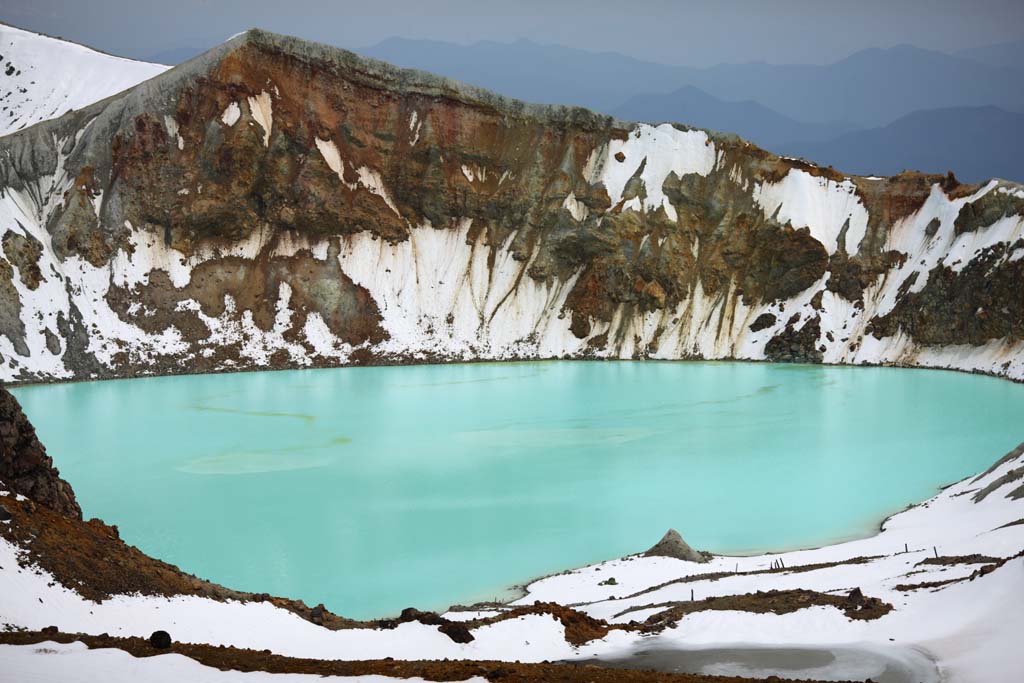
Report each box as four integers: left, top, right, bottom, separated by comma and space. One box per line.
149, 630, 172, 649
642, 529, 710, 563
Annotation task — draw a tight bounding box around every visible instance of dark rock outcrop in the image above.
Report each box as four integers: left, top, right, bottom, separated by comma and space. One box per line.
0, 386, 81, 518
642, 528, 710, 563
764, 315, 824, 363
148, 630, 172, 649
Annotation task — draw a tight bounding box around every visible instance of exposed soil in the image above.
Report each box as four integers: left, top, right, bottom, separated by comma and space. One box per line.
621, 588, 892, 630
916, 554, 1001, 567
896, 550, 1023, 591
0, 631, 849, 683
610, 555, 882, 606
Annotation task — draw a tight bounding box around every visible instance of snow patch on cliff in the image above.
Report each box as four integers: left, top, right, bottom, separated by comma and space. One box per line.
602, 124, 717, 219
315, 137, 401, 215
752, 171, 869, 256
336, 221, 584, 360
247, 91, 273, 147
562, 192, 588, 221
221, 102, 241, 127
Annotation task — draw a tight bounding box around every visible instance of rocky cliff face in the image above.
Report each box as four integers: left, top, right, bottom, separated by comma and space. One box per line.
0, 385, 80, 517
0, 30, 1022, 383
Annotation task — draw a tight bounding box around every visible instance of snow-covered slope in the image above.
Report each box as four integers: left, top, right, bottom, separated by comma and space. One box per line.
0, 23, 166, 136
0, 29, 1022, 384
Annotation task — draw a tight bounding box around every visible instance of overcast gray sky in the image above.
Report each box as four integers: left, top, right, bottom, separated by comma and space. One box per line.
3, 0, 1023, 66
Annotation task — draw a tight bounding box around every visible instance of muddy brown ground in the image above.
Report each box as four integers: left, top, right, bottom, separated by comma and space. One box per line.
0, 631, 855, 683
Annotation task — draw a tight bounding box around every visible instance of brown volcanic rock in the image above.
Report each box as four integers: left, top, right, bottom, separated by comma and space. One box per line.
765, 314, 824, 364
0, 386, 81, 518
869, 240, 1024, 347
0, 30, 1022, 381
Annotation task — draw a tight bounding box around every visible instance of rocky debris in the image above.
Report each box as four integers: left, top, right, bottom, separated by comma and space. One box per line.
954, 188, 1024, 235
437, 620, 474, 644
1, 232, 43, 290
825, 250, 905, 303
868, 237, 1024, 348
972, 463, 1024, 503
764, 314, 823, 363
642, 529, 711, 563
376, 607, 475, 643
148, 630, 172, 649
310, 603, 326, 625
638, 588, 893, 632
469, 601, 617, 647
0, 386, 81, 518
917, 554, 1002, 566
898, 549, 1023, 591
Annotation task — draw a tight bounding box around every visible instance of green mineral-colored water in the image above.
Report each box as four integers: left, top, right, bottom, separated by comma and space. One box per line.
12, 362, 1024, 619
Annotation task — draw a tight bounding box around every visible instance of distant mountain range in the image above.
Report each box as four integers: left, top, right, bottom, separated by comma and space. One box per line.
361, 37, 1024, 182
11, 28, 1024, 183
362, 37, 683, 115
611, 86, 856, 150
956, 39, 1024, 70
363, 38, 1024, 128
781, 106, 1024, 184
673, 44, 1024, 128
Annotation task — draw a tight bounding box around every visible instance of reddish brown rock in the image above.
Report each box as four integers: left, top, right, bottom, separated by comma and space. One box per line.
0, 386, 81, 518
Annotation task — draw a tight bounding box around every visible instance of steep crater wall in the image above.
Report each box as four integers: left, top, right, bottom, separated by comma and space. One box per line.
1, 30, 1023, 383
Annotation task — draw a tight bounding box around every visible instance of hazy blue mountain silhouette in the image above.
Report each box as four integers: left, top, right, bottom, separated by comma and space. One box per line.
956, 40, 1024, 71
361, 37, 683, 114
782, 106, 1024, 183
612, 86, 856, 149
362, 39, 1024, 128
685, 45, 1024, 127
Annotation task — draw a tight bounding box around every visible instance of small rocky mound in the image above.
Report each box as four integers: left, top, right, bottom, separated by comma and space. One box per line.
0, 386, 81, 518
642, 529, 711, 563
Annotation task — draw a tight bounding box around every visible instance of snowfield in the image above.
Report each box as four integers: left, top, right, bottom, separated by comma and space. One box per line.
0, 23, 167, 137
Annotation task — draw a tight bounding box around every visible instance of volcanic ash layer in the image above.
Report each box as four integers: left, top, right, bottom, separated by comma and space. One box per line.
1, 30, 1023, 383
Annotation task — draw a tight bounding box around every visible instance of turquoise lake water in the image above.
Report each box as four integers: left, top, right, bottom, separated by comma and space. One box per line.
12, 362, 1024, 619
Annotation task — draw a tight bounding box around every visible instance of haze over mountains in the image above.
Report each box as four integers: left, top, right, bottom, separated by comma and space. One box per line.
785, 106, 1024, 182
363, 37, 1024, 182
3, 24, 1022, 183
